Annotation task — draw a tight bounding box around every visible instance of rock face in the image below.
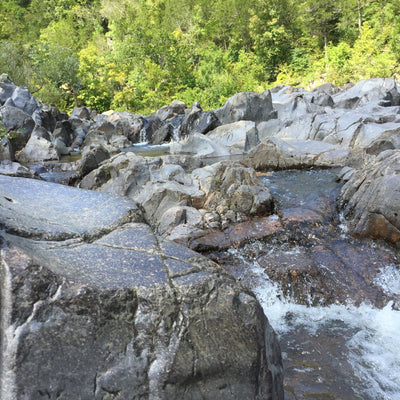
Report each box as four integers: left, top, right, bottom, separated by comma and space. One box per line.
80, 152, 275, 250
338, 150, 400, 245
0, 175, 284, 399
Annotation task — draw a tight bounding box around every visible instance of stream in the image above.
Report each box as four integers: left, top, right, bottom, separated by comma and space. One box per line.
212, 169, 400, 400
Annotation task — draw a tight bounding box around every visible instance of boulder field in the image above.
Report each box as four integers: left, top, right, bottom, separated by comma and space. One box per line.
2, 75, 400, 398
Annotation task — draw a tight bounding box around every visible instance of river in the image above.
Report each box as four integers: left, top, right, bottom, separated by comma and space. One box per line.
212, 169, 400, 400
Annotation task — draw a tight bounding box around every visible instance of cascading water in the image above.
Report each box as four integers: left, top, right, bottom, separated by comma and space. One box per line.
216, 169, 400, 399
139, 127, 148, 144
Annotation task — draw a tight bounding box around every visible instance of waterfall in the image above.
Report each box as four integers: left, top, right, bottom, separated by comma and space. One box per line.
139, 127, 148, 144
171, 124, 180, 142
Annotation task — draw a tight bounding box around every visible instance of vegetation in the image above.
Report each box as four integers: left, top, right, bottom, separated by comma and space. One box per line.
0, 0, 399, 113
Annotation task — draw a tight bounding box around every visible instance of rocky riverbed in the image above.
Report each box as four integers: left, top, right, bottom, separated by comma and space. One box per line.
1, 75, 400, 399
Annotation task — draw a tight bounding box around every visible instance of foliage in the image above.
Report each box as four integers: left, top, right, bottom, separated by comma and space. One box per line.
0, 0, 399, 113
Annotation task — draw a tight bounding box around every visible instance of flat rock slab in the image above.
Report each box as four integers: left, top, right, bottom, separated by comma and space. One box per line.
0, 176, 143, 240
0, 175, 283, 399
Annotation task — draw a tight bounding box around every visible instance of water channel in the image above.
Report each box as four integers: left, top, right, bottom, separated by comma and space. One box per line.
212, 169, 400, 400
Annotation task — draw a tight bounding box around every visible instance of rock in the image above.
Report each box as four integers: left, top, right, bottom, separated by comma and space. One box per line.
193, 162, 273, 216
0, 175, 283, 399
0, 131, 27, 161
40, 104, 68, 133
53, 120, 74, 147
179, 102, 203, 137
170, 132, 231, 158
151, 99, 186, 121
338, 150, 400, 245
53, 138, 70, 156
194, 111, 220, 134
178, 106, 219, 137
0, 105, 35, 139
151, 123, 174, 145
215, 90, 277, 125
207, 120, 258, 153
246, 138, 348, 170
96, 112, 144, 143
0, 159, 40, 179
0, 136, 13, 161
0, 78, 41, 122
333, 77, 400, 109
78, 144, 110, 177
141, 117, 163, 143
70, 106, 91, 120
16, 134, 59, 163
189, 216, 283, 252
80, 152, 161, 196
31, 125, 51, 141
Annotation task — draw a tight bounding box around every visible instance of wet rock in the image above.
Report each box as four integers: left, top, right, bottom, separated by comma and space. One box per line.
151, 122, 174, 145
0, 175, 284, 400
189, 216, 283, 252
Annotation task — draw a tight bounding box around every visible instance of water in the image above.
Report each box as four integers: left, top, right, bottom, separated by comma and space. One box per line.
216, 169, 400, 399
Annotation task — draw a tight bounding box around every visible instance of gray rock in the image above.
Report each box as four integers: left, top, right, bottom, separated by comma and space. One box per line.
215, 90, 276, 125
338, 150, 400, 245
53, 120, 74, 147
247, 138, 348, 170
10, 85, 40, 117
0, 136, 13, 161
0, 105, 35, 139
151, 123, 173, 145
333, 78, 400, 109
207, 120, 258, 154
78, 144, 110, 177
0, 160, 40, 179
16, 134, 59, 163
0, 175, 283, 399
170, 132, 231, 158
179, 102, 203, 137
70, 106, 91, 120
151, 99, 186, 121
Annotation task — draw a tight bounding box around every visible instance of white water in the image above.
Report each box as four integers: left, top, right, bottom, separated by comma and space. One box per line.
139, 127, 148, 144
243, 254, 400, 399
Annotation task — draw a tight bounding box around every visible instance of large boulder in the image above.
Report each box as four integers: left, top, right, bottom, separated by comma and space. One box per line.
0, 105, 35, 139
338, 150, 400, 244
246, 138, 349, 170
15, 134, 59, 163
207, 120, 259, 153
0, 175, 284, 399
215, 90, 277, 125
332, 78, 400, 109
0, 74, 42, 124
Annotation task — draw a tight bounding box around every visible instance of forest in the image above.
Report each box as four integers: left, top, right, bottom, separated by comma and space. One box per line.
0, 0, 399, 114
